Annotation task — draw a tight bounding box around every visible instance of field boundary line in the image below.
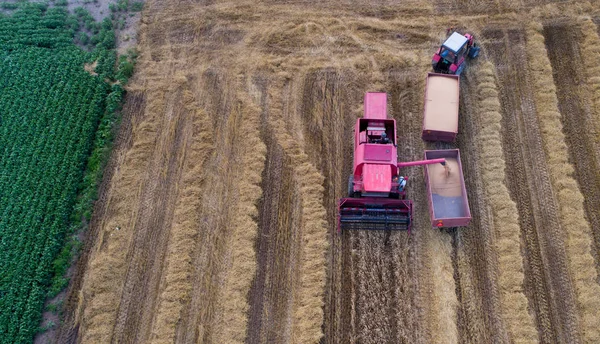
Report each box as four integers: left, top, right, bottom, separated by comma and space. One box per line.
526, 21, 600, 343
474, 61, 538, 343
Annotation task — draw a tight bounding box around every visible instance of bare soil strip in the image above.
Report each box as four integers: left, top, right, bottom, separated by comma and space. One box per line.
527, 21, 600, 343
583, 18, 600, 157
580, 17, 600, 276
246, 85, 302, 343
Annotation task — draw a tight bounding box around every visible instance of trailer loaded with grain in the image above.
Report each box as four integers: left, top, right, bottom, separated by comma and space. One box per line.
422, 73, 460, 142
423, 149, 471, 228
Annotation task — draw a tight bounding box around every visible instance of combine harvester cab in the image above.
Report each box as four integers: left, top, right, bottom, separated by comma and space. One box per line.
422, 72, 460, 142
423, 149, 471, 228
338, 93, 447, 232
432, 31, 480, 75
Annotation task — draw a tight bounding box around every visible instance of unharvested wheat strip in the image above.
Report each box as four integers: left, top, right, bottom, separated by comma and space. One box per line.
148, 93, 213, 343
473, 62, 537, 343
267, 81, 329, 344
526, 22, 600, 343
78, 88, 166, 343
577, 18, 600, 161
423, 229, 458, 344
417, 198, 457, 343
211, 90, 267, 343
454, 233, 485, 343
349, 232, 358, 343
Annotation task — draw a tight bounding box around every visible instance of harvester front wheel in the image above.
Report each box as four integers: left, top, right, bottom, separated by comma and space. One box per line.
348, 175, 356, 197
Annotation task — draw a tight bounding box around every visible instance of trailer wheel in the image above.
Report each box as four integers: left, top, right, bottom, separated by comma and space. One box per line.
348, 175, 355, 197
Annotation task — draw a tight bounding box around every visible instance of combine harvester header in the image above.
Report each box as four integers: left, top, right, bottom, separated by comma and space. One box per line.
337, 93, 448, 232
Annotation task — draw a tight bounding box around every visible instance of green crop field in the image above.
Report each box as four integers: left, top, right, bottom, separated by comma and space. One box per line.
0, 4, 123, 342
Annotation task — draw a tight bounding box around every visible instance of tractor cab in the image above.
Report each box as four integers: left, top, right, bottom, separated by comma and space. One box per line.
432, 31, 480, 75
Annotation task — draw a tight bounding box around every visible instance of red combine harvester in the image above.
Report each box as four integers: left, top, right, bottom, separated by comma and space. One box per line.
338, 93, 447, 232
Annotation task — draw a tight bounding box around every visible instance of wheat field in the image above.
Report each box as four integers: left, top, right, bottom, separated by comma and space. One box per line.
55, 1, 600, 343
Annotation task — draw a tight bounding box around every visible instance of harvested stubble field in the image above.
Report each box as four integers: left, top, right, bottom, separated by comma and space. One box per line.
55, 0, 600, 343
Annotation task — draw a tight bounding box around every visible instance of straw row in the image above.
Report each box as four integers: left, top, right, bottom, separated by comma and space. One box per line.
148, 92, 213, 343
211, 89, 267, 343
268, 81, 329, 344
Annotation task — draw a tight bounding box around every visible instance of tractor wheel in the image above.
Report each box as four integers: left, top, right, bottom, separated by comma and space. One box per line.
468, 45, 480, 58
347, 175, 355, 197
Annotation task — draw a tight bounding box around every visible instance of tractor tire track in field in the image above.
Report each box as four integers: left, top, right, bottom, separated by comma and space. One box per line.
543, 22, 600, 279
483, 27, 580, 343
